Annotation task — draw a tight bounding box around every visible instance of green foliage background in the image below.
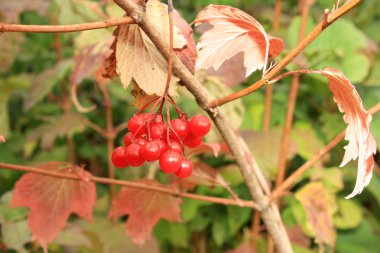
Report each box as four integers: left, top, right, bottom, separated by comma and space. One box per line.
0, 0, 380, 252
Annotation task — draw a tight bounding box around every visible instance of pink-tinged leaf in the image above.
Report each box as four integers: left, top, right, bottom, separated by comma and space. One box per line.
295, 182, 337, 247
177, 161, 239, 199
0, 135, 5, 143
206, 53, 247, 87
310, 68, 377, 198
11, 162, 96, 251
172, 9, 197, 73
193, 4, 284, 77
108, 179, 182, 245
186, 142, 230, 157
70, 37, 113, 86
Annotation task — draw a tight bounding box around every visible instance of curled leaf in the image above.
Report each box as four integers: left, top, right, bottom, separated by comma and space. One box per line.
11, 162, 96, 251
193, 4, 284, 77
311, 68, 377, 198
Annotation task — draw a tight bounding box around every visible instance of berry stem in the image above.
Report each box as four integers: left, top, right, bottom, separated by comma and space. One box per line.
135, 96, 160, 115
163, 0, 174, 97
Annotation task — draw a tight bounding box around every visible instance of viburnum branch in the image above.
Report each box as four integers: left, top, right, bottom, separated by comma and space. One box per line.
0, 162, 258, 209
112, 0, 293, 252
270, 103, 380, 201
208, 0, 363, 108
263, 0, 282, 131
0, 17, 134, 33
163, 0, 174, 96
99, 83, 116, 197
275, 0, 311, 192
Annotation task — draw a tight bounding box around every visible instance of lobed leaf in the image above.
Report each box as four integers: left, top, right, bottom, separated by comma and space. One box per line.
11, 162, 96, 251
193, 4, 284, 77
108, 179, 182, 245
115, 0, 188, 96
310, 68, 377, 198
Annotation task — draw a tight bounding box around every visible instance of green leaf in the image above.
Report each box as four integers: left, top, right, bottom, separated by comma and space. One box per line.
181, 198, 211, 222
336, 219, 380, 253
212, 212, 229, 246
310, 168, 343, 193
79, 217, 159, 253
219, 164, 244, 186
333, 198, 362, 229
291, 122, 325, 161
227, 205, 252, 236
0, 192, 28, 223
1, 220, 31, 253
54, 224, 92, 248
0, 75, 30, 136
366, 173, 380, 204
154, 220, 190, 248
23, 60, 72, 111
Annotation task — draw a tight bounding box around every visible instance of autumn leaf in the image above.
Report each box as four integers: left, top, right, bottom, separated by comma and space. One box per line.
11, 162, 97, 251
172, 9, 197, 73
0, 135, 5, 143
26, 112, 87, 149
70, 30, 113, 85
193, 4, 284, 77
177, 161, 238, 200
295, 182, 337, 247
186, 142, 230, 157
309, 68, 377, 198
115, 0, 187, 96
108, 179, 182, 245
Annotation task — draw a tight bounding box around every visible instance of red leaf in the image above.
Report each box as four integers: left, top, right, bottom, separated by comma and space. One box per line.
108, 179, 182, 245
0, 135, 5, 143
11, 162, 96, 251
173, 9, 197, 73
194, 4, 284, 77
311, 68, 377, 198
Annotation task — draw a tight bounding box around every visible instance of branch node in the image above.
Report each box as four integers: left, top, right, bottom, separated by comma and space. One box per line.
322, 9, 329, 28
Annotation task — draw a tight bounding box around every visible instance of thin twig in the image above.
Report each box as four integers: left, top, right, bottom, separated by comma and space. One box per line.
99, 83, 116, 198
0, 17, 134, 33
208, 0, 363, 108
270, 103, 380, 200
163, 0, 174, 96
275, 0, 311, 190
0, 162, 258, 209
263, 0, 282, 131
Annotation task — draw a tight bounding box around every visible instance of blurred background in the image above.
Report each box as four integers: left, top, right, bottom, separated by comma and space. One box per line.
0, 0, 379, 252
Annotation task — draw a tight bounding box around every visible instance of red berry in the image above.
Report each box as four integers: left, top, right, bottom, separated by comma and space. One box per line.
140, 141, 161, 161
134, 137, 147, 146
154, 139, 168, 153
170, 119, 189, 140
125, 144, 144, 167
175, 158, 193, 178
112, 147, 129, 168
183, 134, 203, 148
167, 141, 183, 154
128, 113, 148, 136
123, 132, 133, 146
159, 151, 182, 173
189, 115, 211, 137
150, 122, 166, 139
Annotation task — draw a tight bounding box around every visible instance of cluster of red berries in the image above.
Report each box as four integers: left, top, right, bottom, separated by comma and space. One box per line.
111, 113, 211, 178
